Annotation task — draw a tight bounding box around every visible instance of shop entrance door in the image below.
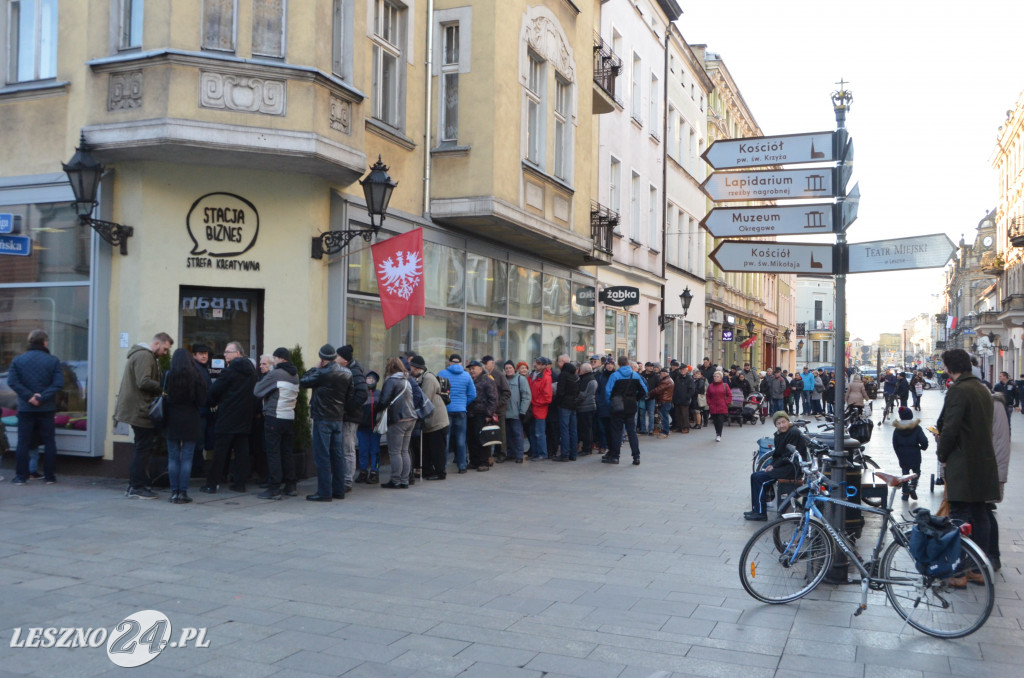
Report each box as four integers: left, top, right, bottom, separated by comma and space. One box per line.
178, 286, 263, 369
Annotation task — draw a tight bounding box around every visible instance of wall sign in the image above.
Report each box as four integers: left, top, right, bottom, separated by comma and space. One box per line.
722, 330, 734, 342
600, 286, 640, 308
576, 287, 596, 307
186, 192, 261, 271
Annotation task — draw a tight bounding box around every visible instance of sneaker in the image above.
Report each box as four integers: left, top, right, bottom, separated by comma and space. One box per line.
44, 477, 57, 484
743, 511, 768, 521
258, 488, 282, 500
367, 471, 380, 484
126, 487, 157, 499
657, 433, 669, 439
356, 470, 369, 484
282, 484, 298, 497
716, 436, 721, 442
909, 488, 918, 500
12, 476, 27, 485
169, 491, 180, 504
29, 471, 43, 480
601, 456, 619, 464
179, 492, 194, 504
934, 478, 945, 486
632, 458, 640, 466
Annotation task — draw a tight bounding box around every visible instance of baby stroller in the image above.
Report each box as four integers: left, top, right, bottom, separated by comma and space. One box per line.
727, 387, 746, 426
743, 392, 767, 424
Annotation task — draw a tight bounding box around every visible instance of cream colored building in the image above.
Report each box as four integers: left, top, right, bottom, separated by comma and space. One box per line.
0, 0, 610, 468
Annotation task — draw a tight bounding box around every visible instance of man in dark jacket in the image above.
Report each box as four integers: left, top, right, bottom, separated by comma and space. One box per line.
746, 410, 803, 520
337, 345, 368, 491
8, 329, 63, 485
191, 344, 213, 477
672, 364, 695, 434
466, 360, 497, 471
482, 355, 511, 462
253, 347, 300, 499
603, 356, 649, 464
300, 344, 353, 501
202, 341, 258, 494
594, 359, 615, 452
936, 349, 1000, 568
114, 332, 174, 498
553, 362, 580, 461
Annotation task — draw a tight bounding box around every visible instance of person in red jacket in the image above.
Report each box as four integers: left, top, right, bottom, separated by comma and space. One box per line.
529, 357, 553, 460
706, 371, 732, 442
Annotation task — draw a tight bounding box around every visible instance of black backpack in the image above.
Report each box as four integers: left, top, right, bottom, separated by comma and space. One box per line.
436, 373, 451, 405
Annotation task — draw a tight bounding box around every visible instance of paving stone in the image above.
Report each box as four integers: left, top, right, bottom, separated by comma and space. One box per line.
524, 651, 625, 678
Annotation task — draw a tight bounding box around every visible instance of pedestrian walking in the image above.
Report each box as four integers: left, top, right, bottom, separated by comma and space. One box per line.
706, 371, 731, 442
891, 406, 927, 500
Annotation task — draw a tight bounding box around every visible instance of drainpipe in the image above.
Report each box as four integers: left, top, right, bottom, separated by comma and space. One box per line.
423, 0, 435, 217
660, 26, 670, 362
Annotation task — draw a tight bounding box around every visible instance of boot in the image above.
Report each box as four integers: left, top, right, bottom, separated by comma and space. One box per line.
367, 470, 379, 484
355, 469, 368, 484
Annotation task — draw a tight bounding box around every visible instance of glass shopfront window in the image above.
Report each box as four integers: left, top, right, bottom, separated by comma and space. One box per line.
663, 320, 677, 364
346, 297, 409, 374
605, 309, 615, 354
413, 310, 464, 370
542, 275, 570, 323
424, 241, 465, 309
542, 324, 569, 359
507, 319, 541, 364
627, 313, 638, 358
466, 314, 506, 361
0, 201, 91, 437
466, 254, 507, 314
347, 238, 379, 295
570, 328, 595, 364
508, 265, 542, 320
571, 282, 595, 327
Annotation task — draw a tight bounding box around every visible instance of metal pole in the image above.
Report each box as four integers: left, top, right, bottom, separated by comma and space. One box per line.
827, 83, 852, 583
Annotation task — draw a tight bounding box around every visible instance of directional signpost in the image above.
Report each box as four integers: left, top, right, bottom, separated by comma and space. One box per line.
709, 241, 834, 274
701, 167, 837, 203
701, 203, 835, 238
847, 233, 955, 273
702, 131, 836, 169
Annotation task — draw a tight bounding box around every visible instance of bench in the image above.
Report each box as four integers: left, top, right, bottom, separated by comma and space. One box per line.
774, 477, 804, 513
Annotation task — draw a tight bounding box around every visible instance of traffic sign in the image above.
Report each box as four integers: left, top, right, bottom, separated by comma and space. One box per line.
847, 233, 956, 273
0, 235, 32, 256
701, 168, 836, 203
838, 182, 860, 232
700, 203, 834, 238
0, 214, 13, 234
701, 131, 836, 170
709, 240, 834, 274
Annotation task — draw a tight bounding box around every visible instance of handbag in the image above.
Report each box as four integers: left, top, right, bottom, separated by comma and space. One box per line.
148, 395, 166, 430
375, 379, 410, 435
479, 424, 502, 447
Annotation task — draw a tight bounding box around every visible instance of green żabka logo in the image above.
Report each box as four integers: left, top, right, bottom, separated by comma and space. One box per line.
9, 609, 210, 668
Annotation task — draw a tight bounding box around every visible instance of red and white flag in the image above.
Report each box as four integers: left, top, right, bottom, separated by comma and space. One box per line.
372, 228, 425, 329
946, 316, 957, 330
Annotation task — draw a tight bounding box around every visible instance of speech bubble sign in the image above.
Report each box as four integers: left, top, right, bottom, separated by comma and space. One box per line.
186, 192, 259, 257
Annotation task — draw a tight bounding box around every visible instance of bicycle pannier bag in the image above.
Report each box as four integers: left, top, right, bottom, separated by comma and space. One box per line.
908, 508, 962, 578
848, 417, 873, 443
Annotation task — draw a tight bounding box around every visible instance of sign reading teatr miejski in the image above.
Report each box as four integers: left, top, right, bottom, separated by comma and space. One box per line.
185, 193, 261, 271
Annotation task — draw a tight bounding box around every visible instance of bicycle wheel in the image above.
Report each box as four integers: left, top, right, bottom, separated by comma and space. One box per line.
739, 517, 833, 604
880, 534, 994, 638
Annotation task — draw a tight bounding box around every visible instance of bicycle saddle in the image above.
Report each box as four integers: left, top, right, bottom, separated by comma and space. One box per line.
873, 471, 918, 487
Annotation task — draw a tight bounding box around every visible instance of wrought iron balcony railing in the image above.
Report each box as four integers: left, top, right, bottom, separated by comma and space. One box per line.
593, 32, 622, 103
590, 200, 618, 254
1009, 216, 1024, 248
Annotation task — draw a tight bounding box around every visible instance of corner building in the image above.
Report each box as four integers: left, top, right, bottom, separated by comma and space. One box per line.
0, 0, 609, 468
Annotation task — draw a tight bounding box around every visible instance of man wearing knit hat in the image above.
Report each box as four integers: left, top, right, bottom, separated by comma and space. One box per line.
299, 344, 353, 501
253, 348, 300, 499
336, 344, 368, 490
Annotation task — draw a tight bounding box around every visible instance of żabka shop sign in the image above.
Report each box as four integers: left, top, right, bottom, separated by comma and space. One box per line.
600, 286, 640, 308
186, 193, 261, 271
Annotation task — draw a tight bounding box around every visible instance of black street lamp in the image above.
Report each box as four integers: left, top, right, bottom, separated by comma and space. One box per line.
658, 286, 694, 329
312, 155, 398, 259
745, 319, 756, 369
61, 134, 134, 255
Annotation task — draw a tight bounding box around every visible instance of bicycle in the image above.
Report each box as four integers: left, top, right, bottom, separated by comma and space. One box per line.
738, 448, 994, 638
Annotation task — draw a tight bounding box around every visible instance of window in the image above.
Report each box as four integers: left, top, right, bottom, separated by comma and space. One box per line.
7, 0, 57, 82
553, 77, 571, 180
689, 128, 697, 173
608, 156, 620, 214
252, 0, 285, 58
202, 0, 236, 52
648, 185, 657, 247
814, 299, 823, 323
439, 23, 459, 142
371, 0, 403, 127
649, 73, 658, 137
677, 119, 686, 164
331, 0, 355, 79
631, 53, 642, 121
120, 0, 143, 49
526, 51, 544, 165
630, 171, 640, 241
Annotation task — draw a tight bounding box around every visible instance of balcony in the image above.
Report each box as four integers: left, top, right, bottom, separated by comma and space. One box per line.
1010, 216, 1024, 248
592, 32, 622, 115
980, 254, 1005, 276
974, 309, 1002, 335
588, 201, 617, 265
998, 293, 1024, 326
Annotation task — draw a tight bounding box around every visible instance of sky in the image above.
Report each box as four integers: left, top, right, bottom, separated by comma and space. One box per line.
677, 0, 1024, 344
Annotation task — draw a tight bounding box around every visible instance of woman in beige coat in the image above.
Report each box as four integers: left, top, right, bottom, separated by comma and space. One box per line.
845, 373, 869, 415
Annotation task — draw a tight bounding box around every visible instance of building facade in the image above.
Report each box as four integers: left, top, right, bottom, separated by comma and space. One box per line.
794, 276, 835, 370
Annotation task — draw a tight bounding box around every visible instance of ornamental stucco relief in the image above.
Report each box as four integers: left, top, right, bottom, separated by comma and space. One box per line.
108, 71, 143, 110
200, 71, 286, 116
329, 96, 352, 134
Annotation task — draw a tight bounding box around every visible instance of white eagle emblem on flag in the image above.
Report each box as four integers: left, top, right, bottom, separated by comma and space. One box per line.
377, 251, 423, 300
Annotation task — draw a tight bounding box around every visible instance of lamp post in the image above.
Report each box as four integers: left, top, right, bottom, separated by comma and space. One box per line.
658, 286, 694, 329
312, 155, 398, 259
61, 134, 134, 255
746, 319, 756, 371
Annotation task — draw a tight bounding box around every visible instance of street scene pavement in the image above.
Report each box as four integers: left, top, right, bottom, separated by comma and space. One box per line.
1, 390, 1022, 677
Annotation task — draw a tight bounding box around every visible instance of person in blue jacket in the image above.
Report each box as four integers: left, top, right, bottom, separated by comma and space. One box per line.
8, 329, 63, 485
800, 366, 816, 417
438, 354, 477, 474
602, 356, 649, 465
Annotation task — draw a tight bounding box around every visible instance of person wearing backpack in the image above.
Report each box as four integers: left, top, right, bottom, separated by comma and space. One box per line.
409, 355, 450, 480
603, 356, 649, 465
438, 354, 476, 474
892, 406, 928, 500
553, 362, 580, 461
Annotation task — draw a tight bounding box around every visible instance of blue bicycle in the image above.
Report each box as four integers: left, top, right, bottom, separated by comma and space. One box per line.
738, 448, 994, 638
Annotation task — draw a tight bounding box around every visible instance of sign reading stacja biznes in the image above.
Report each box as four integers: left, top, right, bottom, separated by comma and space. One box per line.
185, 192, 262, 272
0, 235, 32, 256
